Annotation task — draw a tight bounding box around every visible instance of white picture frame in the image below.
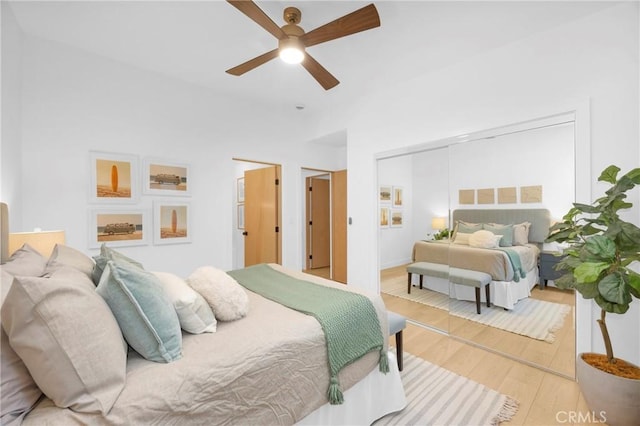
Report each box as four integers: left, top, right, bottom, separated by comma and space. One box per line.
379, 185, 392, 204
391, 209, 404, 228
153, 200, 192, 245
143, 158, 190, 196
392, 186, 404, 208
89, 208, 148, 248
90, 151, 139, 203
380, 207, 390, 228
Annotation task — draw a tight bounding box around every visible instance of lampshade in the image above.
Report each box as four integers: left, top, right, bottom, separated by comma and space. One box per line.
8, 230, 66, 258
278, 37, 305, 64
431, 217, 447, 230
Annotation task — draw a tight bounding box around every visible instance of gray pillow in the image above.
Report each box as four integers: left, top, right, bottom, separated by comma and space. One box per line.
96, 260, 182, 363
483, 223, 514, 247
2, 244, 46, 277
1, 267, 127, 414
1, 269, 43, 425
46, 244, 95, 279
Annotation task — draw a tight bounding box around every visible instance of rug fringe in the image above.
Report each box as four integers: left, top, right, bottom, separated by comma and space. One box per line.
545, 304, 572, 343
492, 396, 520, 425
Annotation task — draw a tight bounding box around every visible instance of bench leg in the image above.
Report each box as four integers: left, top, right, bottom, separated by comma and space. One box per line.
395, 331, 403, 371
475, 287, 481, 314
485, 284, 491, 308
419, 275, 423, 290
407, 273, 412, 294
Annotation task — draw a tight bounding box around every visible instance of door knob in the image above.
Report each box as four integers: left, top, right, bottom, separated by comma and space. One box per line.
242, 231, 248, 236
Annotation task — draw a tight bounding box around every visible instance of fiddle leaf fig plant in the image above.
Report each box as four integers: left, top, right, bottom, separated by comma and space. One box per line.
546, 165, 640, 363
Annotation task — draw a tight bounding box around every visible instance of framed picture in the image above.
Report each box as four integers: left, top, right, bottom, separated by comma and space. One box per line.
89, 209, 147, 248
237, 204, 245, 230
379, 185, 392, 204
392, 186, 404, 208
391, 210, 403, 227
90, 151, 139, 203
153, 201, 191, 245
237, 177, 245, 203
143, 158, 190, 196
380, 207, 390, 228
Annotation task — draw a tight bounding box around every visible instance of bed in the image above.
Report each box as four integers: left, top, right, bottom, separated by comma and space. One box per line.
412, 209, 550, 309
0, 203, 405, 425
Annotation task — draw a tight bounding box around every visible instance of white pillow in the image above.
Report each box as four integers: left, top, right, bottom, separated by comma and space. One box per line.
186, 266, 249, 322
453, 232, 471, 245
513, 222, 532, 245
469, 230, 501, 249
152, 271, 217, 334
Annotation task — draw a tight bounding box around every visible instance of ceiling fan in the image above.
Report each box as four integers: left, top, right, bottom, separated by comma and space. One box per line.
226, 1, 381, 90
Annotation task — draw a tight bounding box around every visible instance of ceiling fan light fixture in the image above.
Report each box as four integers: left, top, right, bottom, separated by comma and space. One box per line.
279, 37, 304, 64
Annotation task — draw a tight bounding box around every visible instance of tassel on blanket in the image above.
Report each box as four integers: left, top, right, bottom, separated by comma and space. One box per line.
327, 375, 344, 405
379, 348, 389, 373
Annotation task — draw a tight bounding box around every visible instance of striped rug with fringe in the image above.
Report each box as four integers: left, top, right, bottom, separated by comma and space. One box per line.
375, 352, 518, 426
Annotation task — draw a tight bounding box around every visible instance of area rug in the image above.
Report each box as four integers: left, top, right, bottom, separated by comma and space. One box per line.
375, 352, 518, 426
381, 280, 571, 342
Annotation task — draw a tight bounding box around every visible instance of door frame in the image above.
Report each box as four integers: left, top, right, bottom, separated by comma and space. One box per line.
233, 158, 282, 269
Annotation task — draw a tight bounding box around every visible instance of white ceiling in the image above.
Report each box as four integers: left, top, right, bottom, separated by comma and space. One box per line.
6, 1, 617, 115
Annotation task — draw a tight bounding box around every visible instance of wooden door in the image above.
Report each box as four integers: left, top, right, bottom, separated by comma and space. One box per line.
244, 166, 280, 266
331, 170, 347, 283
306, 176, 330, 269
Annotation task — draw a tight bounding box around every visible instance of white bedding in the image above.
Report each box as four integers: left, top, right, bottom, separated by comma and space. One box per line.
20, 264, 405, 425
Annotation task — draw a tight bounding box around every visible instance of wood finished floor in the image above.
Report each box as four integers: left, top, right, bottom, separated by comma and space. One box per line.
381, 265, 602, 425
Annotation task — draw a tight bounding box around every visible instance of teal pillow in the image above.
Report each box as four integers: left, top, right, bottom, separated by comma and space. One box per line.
96, 260, 182, 363
483, 223, 514, 247
92, 244, 144, 285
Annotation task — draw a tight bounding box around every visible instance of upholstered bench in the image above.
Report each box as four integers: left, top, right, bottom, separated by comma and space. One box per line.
406, 262, 492, 314
448, 267, 492, 314
387, 311, 406, 371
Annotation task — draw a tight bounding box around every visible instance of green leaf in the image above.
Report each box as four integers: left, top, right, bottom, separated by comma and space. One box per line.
573, 203, 600, 214
598, 165, 620, 184
627, 270, 640, 295
595, 295, 629, 314
616, 221, 640, 251
574, 262, 609, 283
584, 235, 616, 260
597, 273, 630, 305
623, 167, 640, 184
574, 280, 600, 298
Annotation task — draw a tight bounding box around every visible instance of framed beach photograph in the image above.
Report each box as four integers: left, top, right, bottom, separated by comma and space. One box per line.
237, 177, 245, 203
89, 209, 147, 248
379, 185, 392, 204
237, 204, 245, 230
380, 207, 390, 228
391, 210, 404, 227
392, 186, 404, 208
154, 201, 191, 245
143, 158, 190, 196
90, 151, 139, 203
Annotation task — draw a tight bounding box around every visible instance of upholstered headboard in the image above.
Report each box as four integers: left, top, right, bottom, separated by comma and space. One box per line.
1, 202, 8, 263
451, 208, 551, 244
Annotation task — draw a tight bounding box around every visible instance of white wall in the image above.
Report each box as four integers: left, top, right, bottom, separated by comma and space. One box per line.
9, 35, 345, 277
1, 5, 24, 228
341, 3, 639, 364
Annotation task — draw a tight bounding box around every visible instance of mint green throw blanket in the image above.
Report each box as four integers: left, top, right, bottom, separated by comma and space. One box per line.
227, 264, 388, 405
496, 247, 526, 282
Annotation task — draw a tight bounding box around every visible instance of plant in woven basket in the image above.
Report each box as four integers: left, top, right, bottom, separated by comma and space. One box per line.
546, 165, 640, 377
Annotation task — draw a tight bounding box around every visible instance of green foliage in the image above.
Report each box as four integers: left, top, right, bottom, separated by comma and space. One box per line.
433, 228, 450, 241
546, 165, 640, 361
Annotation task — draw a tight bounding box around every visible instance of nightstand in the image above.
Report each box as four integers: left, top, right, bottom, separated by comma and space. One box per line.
539, 251, 567, 289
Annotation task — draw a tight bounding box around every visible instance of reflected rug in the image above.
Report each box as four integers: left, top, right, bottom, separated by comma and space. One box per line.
381, 280, 571, 342
375, 352, 518, 426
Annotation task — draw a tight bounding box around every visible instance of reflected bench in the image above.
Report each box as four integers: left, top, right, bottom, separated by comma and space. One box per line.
406, 261, 492, 314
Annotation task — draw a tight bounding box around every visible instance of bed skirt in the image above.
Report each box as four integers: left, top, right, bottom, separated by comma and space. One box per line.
298, 351, 406, 425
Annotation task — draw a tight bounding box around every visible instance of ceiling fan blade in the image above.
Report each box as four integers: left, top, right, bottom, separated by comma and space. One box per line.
227, 0, 287, 40
300, 4, 380, 48
301, 53, 339, 90
226, 49, 279, 76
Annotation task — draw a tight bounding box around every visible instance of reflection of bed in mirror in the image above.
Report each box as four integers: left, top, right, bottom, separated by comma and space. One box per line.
411, 209, 550, 310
